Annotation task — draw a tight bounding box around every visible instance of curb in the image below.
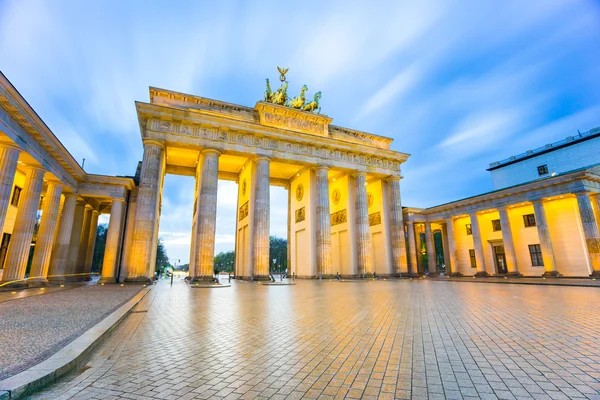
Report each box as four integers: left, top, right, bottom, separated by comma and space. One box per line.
430, 278, 600, 288
0, 286, 152, 399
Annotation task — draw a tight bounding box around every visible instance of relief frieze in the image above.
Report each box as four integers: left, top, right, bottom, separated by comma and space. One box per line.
295, 207, 306, 223
239, 201, 249, 221
331, 209, 347, 226
369, 212, 382, 226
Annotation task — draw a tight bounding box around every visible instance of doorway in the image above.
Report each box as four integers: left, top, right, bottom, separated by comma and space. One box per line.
493, 244, 507, 274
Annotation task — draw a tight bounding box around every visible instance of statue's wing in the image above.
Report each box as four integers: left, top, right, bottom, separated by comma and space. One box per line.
283, 68, 289, 75
277, 66, 284, 75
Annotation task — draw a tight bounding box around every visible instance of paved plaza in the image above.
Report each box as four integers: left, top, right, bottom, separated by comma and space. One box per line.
0, 284, 143, 380
24, 279, 600, 400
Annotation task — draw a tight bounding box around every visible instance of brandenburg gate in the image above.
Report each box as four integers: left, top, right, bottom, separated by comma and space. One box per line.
122, 74, 410, 282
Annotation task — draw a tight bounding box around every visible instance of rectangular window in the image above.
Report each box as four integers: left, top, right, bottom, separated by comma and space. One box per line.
0, 233, 11, 268
537, 164, 548, 176
528, 244, 544, 266
523, 214, 536, 227
466, 224, 472, 235
10, 186, 22, 207
492, 219, 501, 232
469, 249, 476, 268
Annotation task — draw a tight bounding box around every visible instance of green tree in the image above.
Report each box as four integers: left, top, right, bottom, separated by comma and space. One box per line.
214, 250, 235, 272
92, 224, 108, 272
155, 238, 170, 272
269, 236, 287, 274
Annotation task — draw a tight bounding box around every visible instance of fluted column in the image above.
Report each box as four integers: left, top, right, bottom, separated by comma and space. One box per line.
469, 212, 488, 276
353, 172, 373, 277
28, 182, 63, 283
191, 150, 220, 282
424, 222, 438, 276
1, 167, 45, 284
84, 210, 100, 275
445, 218, 461, 276
76, 205, 93, 276
0, 143, 21, 233
315, 166, 332, 277
65, 200, 86, 280
252, 157, 270, 280
498, 207, 519, 276
128, 140, 164, 281
532, 200, 559, 276
388, 176, 408, 276
101, 199, 124, 282
575, 193, 600, 276
48, 194, 77, 281
406, 221, 419, 276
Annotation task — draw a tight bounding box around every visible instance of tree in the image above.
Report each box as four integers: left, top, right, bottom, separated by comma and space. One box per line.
214, 250, 235, 272
269, 236, 287, 274
92, 224, 108, 272
155, 238, 170, 272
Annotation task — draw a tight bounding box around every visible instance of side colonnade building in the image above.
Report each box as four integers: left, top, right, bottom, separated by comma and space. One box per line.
0, 72, 135, 286
404, 127, 600, 278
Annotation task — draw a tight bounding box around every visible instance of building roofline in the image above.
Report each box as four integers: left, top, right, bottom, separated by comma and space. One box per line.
487, 126, 600, 171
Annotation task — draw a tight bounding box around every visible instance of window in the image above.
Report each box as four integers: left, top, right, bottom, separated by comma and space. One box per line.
528, 244, 544, 266
10, 186, 22, 207
466, 224, 472, 235
537, 164, 548, 176
523, 214, 536, 227
469, 249, 477, 268
492, 219, 501, 232
0, 233, 11, 268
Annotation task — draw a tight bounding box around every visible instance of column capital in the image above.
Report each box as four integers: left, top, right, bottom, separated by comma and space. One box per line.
386, 175, 401, 182
314, 165, 330, 172
254, 156, 271, 162
201, 148, 221, 156
92, 209, 100, 216
405, 220, 414, 225
350, 171, 367, 178
142, 139, 165, 149
63, 192, 78, 199
84, 204, 94, 211
112, 197, 126, 203
0, 141, 21, 151
24, 164, 46, 174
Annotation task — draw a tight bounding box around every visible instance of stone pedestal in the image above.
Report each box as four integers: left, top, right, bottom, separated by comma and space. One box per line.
48, 194, 77, 282
1, 167, 45, 284
498, 207, 520, 276
315, 166, 332, 277
252, 157, 271, 281
575, 193, 600, 276
127, 140, 164, 282
388, 177, 408, 276
532, 200, 560, 277
425, 222, 439, 276
190, 150, 220, 283
28, 182, 63, 284
469, 212, 489, 277
0, 143, 21, 233
101, 199, 124, 283
353, 172, 373, 277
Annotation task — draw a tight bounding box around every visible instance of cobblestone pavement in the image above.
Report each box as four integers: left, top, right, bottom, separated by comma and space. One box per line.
30, 279, 600, 400
0, 284, 143, 380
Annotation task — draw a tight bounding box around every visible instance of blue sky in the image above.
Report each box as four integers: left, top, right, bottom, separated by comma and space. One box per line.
1, 0, 599, 264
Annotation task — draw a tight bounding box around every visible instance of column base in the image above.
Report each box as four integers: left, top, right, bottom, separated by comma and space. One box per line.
590, 270, 600, 277
427, 271, 440, 277
0, 281, 29, 289
475, 271, 490, 277
26, 278, 49, 286
47, 277, 67, 285
98, 277, 117, 284
124, 277, 153, 285
505, 272, 523, 277
252, 275, 272, 282
190, 276, 218, 283
406, 272, 422, 278
542, 271, 562, 278
449, 272, 463, 277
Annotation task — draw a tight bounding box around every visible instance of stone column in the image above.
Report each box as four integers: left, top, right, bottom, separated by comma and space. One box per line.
388, 176, 408, 276
1, 167, 45, 284
48, 193, 77, 281
0, 143, 21, 233
469, 212, 488, 277
532, 200, 560, 276
28, 182, 63, 284
405, 221, 419, 276
445, 218, 461, 276
424, 222, 438, 276
498, 207, 520, 276
101, 199, 125, 282
252, 157, 270, 280
84, 210, 100, 275
315, 166, 332, 277
65, 201, 86, 279
76, 205, 93, 276
191, 150, 220, 282
286, 184, 291, 277
575, 193, 600, 276
127, 140, 164, 282
353, 172, 373, 277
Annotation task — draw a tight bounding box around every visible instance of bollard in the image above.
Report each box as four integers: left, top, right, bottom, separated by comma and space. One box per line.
170, 272, 174, 286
